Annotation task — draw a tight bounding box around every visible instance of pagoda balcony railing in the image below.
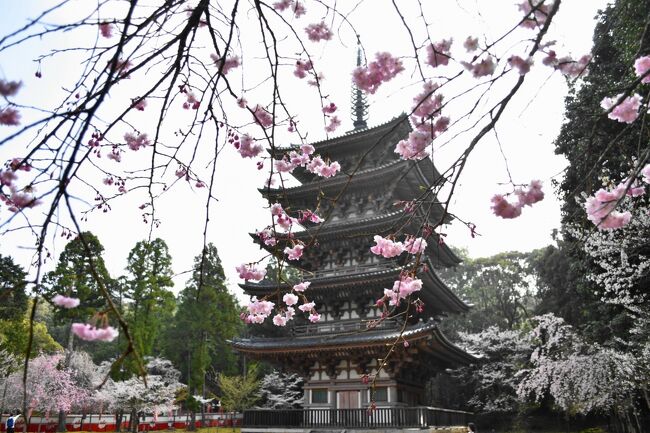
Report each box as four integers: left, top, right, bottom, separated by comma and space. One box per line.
243, 407, 473, 429
290, 317, 402, 336
306, 261, 398, 280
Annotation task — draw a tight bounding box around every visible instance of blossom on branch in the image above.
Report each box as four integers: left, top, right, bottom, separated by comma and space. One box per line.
71, 323, 119, 342
0, 80, 22, 97
284, 244, 304, 260
426, 39, 452, 68
600, 93, 642, 124
124, 132, 150, 151
52, 294, 80, 308
305, 22, 332, 42
236, 263, 266, 281
634, 55, 650, 83
370, 235, 404, 258
0, 107, 20, 126
99, 22, 113, 38
352, 52, 404, 94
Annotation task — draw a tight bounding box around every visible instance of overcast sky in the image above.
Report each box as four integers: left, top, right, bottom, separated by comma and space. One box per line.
0, 0, 611, 302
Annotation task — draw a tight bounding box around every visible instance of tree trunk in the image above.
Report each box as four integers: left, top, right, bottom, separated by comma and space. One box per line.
57, 324, 75, 432
188, 411, 196, 432
129, 408, 138, 433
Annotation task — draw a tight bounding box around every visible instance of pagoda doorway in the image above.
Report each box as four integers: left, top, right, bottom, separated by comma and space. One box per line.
337, 390, 360, 409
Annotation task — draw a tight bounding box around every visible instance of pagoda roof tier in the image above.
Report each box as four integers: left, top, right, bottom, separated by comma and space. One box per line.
255, 210, 459, 267
261, 157, 440, 203
270, 115, 411, 184
230, 321, 476, 368
240, 257, 470, 315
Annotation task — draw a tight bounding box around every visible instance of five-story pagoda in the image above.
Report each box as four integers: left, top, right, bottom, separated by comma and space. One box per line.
232, 71, 475, 412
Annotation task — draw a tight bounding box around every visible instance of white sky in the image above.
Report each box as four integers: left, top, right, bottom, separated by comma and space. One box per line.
0, 0, 611, 302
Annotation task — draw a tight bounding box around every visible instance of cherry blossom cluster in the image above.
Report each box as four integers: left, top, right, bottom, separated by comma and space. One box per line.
0, 79, 22, 126
294, 60, 313, 78
352, 52, 404, 94
273, 0, 306, 18
491, 180, 545, 219
380, 275, 423, 307
52, 294, 80, 308
71, 323, 119, 342
585, 173, 649, 230
235, 134, 264, 159
599, 55, 650, 124
272, 143, 340, 178
210, 54, 241, 75
396, 82, 450, 160
0, 158, 41, 213
518, 0, 551, 29
236, 263, 267, 282
243, 278, 319, 326
370, 234, 428, 258
305, 22, 332, 42
426, 39, 452, 68
48, 292, 119, 342
124, 132, 150, 151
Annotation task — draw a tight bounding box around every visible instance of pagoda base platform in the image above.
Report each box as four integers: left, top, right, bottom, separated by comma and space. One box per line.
242, 407, 472, 433
242, 427, 469, 433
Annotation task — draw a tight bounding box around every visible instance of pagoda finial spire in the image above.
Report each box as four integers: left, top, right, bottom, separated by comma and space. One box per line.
351, 38, 368, 131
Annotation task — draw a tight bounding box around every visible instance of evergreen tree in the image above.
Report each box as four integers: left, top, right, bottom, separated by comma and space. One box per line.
0, 254, 27, 321
123, 238, 175, 370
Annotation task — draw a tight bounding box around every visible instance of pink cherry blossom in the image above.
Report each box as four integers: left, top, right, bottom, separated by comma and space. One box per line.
71, 323, 119, 342
585, 183, 636, 230
316, 160, 340, 178
293, 281, 311, 292
284, 244, 304, 260
52, 295, 80, 309
273, 0, 292, 11
395, 130, 430, 160
309, 313, 321, 323
275, 157, 296, 173
462, 56, 496, 78
518, 0, 551, 29
600, 93, 642, 124
273, 314, 288, 326
426, 39, 452, 68
247, 296, 275, 323
0, 107, 20, 126
634, 56, 650, 83
392, 276, 423, 298
403, 236, 427, 254
305, 22, 332, 42
237, 134, 263, 158
325, 116, 341, 133
124, 132, 150, 151
306, 155, 325, 173
6, 191, 42, 212
463, 36, 478, 52
276, 213, 294, 230
290, 150, 310, 167
183, 92, 200, 110
410, 82, 446, 133
257, 228, 277, 246
210, 54, 240, 74
99, 22, 113, 38
271, 203, 284, 216
491, 194, 523, 219
299, 302, 315, 312
370, 235, 404, 258
515, 179, 545, 206
508, 55, 533, 75
299, 209, 323, 223
0, 169, 17, 186
323, 102, 337, 114
236, 263, 266, 281
0, 80, 22, 97
132, 98, 147, 111
294, 60, 313, 78
301, 144, 315, 155
352, 52, 404, 94
556, 55, 591, 78
285, 306, 296, 319
283, 293, 299, 306
237, 97, 247, 108
252, 105, 274, 128
293, 2, 306, 17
